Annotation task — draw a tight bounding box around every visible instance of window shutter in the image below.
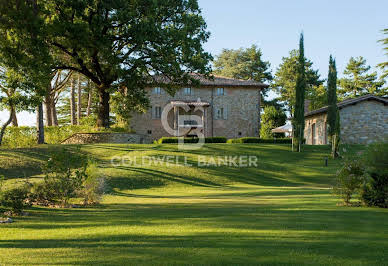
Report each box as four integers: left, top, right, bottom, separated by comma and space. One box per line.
214, 107, 219, 120
224, 106, 228, 120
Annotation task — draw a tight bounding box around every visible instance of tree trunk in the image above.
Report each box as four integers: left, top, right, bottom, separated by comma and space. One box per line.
77, 74, 82, 125
36, 103, 45, 144
11, 106, 18, 127
52, 104, 59, 126
0, 107, 14, 145
44, 94, 53, 126
97, 85, 110, 128
70, 77, 77, 125
86, 79, 92, 116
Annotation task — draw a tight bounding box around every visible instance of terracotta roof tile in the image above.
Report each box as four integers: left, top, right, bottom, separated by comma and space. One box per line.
151, 73, 268, 88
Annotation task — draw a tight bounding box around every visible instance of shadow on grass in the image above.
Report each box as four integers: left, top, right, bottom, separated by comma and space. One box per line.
1, 195, 387, 265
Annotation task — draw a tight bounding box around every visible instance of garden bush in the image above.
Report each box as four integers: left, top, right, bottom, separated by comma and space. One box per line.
30, 150, 105, 207
333, 159, 365, 205
0, 185, 31, 215
227, 137, 292, 144
78, 161, 106, 205
361, 143, 388, 208
157, 136, 227, 144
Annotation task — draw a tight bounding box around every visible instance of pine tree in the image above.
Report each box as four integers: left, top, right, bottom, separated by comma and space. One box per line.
327, 56, 340, 158
273, 50, 323, 113
292, 33, 306, 152
338, 56, 385, 99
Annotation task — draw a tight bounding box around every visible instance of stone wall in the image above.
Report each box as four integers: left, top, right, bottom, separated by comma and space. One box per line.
62, 133, 151, 144
305, 113, 327, 145
130, 86, 260, 141
304, 100, 388, 145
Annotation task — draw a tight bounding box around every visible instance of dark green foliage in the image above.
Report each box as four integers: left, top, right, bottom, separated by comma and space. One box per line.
292, 34, 307, 152
227, 137, 292, 144
0, 186, 31, 215
273, 49, 324, 113
260, 106, 287, 138
327, 56, 340, 158
333, 159, 365, 205
157, 137, 227, 144
361, 143, 388, 208
327, 56, 338, 138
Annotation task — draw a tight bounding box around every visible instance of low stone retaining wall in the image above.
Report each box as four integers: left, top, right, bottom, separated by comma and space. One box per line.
61, 133, 151, 144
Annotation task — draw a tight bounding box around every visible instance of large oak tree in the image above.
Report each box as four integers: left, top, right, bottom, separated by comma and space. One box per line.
0, 0, 212, 128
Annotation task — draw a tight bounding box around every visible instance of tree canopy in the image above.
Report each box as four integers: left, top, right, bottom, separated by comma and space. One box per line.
213, 44, 276, 109
260, 106, 287, 139
378, 29, 388, 79
273, 49, 323, 113
213, 45, 272, 86
292, 34, 307, 152
338, 56, 386, 99
0, 0, 212, 128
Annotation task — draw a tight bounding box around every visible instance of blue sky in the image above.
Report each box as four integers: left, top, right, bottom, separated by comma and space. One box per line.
1, 0, 387, 126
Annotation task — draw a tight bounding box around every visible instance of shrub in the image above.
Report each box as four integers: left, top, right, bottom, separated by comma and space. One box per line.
204, 137, 227, 143
32, 149, 88, 207
30, 151, 105, 207
78, 161, 106, 205
361, 143, 388, 208
157, 136, 227, 144
333, 159, 365, 205
0, 186, 31, 215
227, 137, 292, 144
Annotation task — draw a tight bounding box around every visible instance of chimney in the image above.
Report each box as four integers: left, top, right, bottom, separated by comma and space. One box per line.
304, 99, 311, 114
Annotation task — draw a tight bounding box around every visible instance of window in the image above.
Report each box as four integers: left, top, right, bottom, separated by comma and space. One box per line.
183, 87, 192, 95
216, 87, 224, 96
153, 87, 162, 94
215, 107, 227, 120
153, 106, 162, 119
147, 130, 152, 135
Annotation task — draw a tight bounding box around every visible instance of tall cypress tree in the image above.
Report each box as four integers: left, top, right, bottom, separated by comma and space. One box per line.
292, 33, 306, 152
327, 56, 340, 158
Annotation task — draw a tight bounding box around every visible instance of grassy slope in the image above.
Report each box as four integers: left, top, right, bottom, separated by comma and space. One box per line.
0, 144, 387, 265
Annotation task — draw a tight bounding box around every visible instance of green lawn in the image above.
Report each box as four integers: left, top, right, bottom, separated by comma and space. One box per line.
0, 144, 387, 265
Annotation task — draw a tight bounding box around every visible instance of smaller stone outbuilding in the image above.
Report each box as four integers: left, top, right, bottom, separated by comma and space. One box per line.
304, 94, 388, 145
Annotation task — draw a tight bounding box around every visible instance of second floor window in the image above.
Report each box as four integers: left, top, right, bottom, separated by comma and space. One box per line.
153, 87, 162, 94
216, 87, 225, 96
152, 106, 162, 119
183, 87, 192, 95
215, 107, 227, 120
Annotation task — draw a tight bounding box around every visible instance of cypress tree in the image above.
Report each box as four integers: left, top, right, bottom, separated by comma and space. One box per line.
327, 56, 340, 158
292, 33, 306, 152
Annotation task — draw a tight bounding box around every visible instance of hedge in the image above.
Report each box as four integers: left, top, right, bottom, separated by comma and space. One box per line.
1, 125, 129, 148
157, 136, 227, 144
226, 137, 292, 144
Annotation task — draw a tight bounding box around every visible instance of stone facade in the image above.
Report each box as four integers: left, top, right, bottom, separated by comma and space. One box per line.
130, 86, 261, 141
305, 100, 388, 145
62, 133, 151, 144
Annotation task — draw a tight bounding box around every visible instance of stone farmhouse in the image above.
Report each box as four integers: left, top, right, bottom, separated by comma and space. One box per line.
130, 74, 268, 141
304, 94, 388, 145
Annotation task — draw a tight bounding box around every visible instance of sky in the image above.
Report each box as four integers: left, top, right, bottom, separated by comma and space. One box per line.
1, 0, 387, 126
